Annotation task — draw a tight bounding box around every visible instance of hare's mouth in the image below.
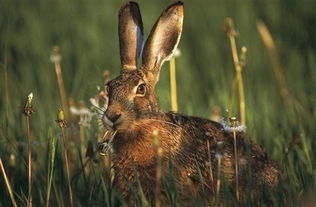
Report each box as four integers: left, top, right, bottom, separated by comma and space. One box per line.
101, 113, 118, 129
100, 111, 129, 131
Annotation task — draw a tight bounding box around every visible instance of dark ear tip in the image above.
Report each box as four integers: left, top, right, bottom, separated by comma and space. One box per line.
120, 1, 140, 12
127, 1, 140, 8
168, 1, 184, 9
173, 1, 184, 6
119, 1, 143, 29
164, 1, 184, 15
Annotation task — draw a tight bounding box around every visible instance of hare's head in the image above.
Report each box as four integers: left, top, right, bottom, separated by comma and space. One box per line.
102, 1, 184, 132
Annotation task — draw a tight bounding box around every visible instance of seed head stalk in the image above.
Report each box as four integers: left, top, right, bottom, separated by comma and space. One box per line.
79, 102, 86, 160
223, 18, 247, 126
46, 134, 57, 207
153, 130, 162, 207
4, 52, 9, 137
56, 109, 73, 207
51, 46, 69, 119
215, 157, 222, 207
206, 140, 214, 198
230, 117, 240, 201
23, 93, 34, 207
256, 21, 311, 154
215, 141, 224, 207
169, 57, 178, 112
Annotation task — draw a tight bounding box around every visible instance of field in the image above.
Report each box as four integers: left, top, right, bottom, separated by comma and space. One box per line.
1, 0, 316, 206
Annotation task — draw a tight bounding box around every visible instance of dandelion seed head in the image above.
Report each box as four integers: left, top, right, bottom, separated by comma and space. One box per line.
153, 129, 159, 136
215, 153, 223, 160
50, 46, 61, 63
28, 93, 33, 101
69, 106, 79, 114
173, 48, 181, 58
241, 46, 247, 53
205, 132, 211, 137
9, 154, 16, 167
221, 118, 246, 132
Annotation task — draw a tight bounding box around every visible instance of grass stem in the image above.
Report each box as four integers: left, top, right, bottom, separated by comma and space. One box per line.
51, 46, 69, 119
215, 157, 222, 207
206, 140, 214, 199
56, 109, 74, 207
4, 52, 9, 138
26, 115, 32, 207
215, 141, 224, 207
61, 127, 74, 207
230, 117, 240, 201
223, 18, 246, 126
23, 93, 34, 207
169, 57, 178, 112
0, 158, 17, 207
153, 130, 161, 207
229, 32, 246, 127
46, 133, 57, 207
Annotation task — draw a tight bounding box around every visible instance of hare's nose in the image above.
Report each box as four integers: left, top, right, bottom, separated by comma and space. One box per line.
108, 114, 121, 123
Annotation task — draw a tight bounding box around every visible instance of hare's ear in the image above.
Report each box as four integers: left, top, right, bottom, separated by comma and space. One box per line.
119, 1, 143, 71
141, 1, 183, 84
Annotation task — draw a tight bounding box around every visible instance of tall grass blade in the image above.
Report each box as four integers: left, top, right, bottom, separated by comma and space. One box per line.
223, 18, 246, 126
51, 46, 69, 119
56, 109, 74, 207
46, 130, 57, 207
169, 57, 178, 112
23, 93, 34, 207
153, 130, 162, 207
0, 158, 17, 207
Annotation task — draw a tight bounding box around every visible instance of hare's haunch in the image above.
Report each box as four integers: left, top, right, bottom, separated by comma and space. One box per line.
101, 1, 280, 204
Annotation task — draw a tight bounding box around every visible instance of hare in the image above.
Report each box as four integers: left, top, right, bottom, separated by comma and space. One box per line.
100, 1, 280, 205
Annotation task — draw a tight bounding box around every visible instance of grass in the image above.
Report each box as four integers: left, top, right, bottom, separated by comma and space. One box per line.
1, 0, 316, 206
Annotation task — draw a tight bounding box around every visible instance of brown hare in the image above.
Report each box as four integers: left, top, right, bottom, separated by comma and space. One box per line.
100, 1, 280, 205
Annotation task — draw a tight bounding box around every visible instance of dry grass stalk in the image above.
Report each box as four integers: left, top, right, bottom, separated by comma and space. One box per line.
229, 117, 240, 201
46, 135, 57, 207
169, 57, 178, 112
256, 21, 310, 152
256, 22, 309, 119
152, 130, 162, 207
0, 158, 17, 207
4, 52, 9, 137
256, 21, 293, 113
215, 141, 224, 207
223, 18, 246, 126
23, 93, 34, 207
206, 139, 214, 199
51, 46, 69, 119
79, 101, 86, 158
56, 109, 74, 207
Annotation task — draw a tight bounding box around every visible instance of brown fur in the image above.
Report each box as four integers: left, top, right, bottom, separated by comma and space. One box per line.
102, 1, 280, 205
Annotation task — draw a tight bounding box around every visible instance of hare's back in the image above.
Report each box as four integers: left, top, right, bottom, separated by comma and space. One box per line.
165, 112, 280, 189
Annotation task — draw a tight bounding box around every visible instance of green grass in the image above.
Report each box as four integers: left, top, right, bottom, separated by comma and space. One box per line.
1, 0, 316, 206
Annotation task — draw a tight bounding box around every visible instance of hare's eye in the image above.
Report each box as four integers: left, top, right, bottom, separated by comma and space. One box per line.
136, 84, 146, 96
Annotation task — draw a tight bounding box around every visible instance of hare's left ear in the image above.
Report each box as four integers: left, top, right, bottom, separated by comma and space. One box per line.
119, 1, 143, 71
141, 1, 183, 85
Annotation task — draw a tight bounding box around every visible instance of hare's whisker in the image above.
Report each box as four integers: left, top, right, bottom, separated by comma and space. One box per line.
146, 118, 191, 137
91, 105, 106, 113
102, 130, 109, 140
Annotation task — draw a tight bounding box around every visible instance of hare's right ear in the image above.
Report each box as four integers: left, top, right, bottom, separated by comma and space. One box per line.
119, 1, 143, 71
141, 1, 183, 85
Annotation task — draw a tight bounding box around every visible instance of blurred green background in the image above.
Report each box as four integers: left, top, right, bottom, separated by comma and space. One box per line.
1, 0, 316, 206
